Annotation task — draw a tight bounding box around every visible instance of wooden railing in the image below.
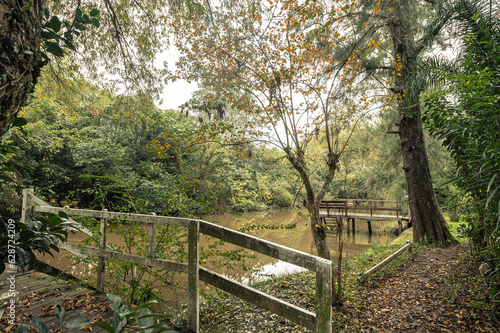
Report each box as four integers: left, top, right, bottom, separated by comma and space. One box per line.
21, 189, 333, 333
357, 240, 413, 283
320, 199, 403, 218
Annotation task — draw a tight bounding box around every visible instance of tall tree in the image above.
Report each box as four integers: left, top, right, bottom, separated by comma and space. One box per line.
0, 1, 45, 134
348, 0, 457, 243
167, 0, 379, 259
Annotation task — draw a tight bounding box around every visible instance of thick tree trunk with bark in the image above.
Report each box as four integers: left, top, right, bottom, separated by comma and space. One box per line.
390, 0, 454, 244
0, 0, 46, 134
397, 103, 453, 243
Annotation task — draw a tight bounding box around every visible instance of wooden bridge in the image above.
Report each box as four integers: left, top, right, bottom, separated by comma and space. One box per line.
319, 199, 411, 235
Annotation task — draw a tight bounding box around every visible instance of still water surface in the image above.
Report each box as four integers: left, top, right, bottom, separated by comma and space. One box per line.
39, 209, 395, 285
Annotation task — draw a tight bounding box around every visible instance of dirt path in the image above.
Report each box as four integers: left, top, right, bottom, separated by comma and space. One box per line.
346, 243, 498, 332
200, 243, 498, 332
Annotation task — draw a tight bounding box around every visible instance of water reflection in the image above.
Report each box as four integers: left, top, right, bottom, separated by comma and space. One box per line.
245, 260, 308, 284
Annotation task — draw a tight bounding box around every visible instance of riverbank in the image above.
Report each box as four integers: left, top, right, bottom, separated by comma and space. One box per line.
198, 235, 498, 332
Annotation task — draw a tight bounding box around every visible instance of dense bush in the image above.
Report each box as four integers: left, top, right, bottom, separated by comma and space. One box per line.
423, 0, 499, 311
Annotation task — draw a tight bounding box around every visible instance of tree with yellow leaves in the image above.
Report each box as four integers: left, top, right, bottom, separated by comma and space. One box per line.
167, 0, 380, 260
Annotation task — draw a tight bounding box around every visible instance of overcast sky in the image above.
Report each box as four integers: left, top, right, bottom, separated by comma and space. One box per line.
156, 48, 198, 111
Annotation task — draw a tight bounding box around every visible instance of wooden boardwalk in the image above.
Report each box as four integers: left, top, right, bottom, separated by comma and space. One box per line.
0, 268, 115, 332
320, 211, 411, 222
319, 199, 411, 235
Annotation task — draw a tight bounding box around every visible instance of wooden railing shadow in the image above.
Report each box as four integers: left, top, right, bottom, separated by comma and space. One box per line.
21, 189, 333, 333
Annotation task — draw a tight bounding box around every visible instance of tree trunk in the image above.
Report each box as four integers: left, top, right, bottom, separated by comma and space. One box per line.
390, 0, 455, 244
286, 148, 340, 260
309, 202, 330, 260
0, 0, 46, 134
397, 104, 453, 243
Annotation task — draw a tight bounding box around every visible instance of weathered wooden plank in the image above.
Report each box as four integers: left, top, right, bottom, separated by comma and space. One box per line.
61, 243, 188, 274
21, 188, 34, 225
199, 221, 322, 271
147, 214, 157, 259
346, 206, 401, 212
0, 269, 115, 333
315, 260, 333, 333
187, 220, 200, 332
199, 268, 316, 330
357, 241, 413, 283
97, 210, 107, 292
33, 205, 190, 227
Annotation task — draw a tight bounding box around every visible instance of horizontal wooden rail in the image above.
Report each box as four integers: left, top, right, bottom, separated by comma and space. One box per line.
357, 240, 413, 283
33, 205, 191, 227
23, 189, 333, 333
200, 221, 320, 271
199, 268, 316, 330
321, 199, 402, 212
61, 243, 188, 274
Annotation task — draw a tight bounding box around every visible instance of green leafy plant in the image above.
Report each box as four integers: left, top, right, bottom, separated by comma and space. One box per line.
422, 0, 500, 313
0, 118, 27, 183
17, 293, 178, 333
40, 6, 100, 59
0, 212, 79, 274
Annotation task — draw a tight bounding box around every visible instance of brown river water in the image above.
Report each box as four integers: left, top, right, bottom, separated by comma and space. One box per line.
37, 209, 395, 304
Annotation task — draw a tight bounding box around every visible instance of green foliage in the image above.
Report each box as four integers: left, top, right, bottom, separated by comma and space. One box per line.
0, 212, 78, 274
3, 70, 459, 219
422, 0, 500, 311
43, 0, 171, 101
423, 1, 500, 236
18, 293, 177, 333
5, 72, 304, 216
0, 118, 27, 184
40, 6, 100, 59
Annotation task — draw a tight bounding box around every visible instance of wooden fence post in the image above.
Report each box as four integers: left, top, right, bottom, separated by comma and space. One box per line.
96, 209, 108, 292
187, 220, 200, 333
148, 213, 157, 259
21, 188, 34, 226
316, 259, 332, 333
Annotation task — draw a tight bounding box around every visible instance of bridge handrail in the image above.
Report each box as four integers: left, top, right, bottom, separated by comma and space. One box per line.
21, 189, 333, 333
320, 199, 403, 218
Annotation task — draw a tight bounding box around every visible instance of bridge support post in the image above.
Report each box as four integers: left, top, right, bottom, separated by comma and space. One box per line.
367, 221, 372, 236
352, 218, 356, 234
347, 218, 351, 235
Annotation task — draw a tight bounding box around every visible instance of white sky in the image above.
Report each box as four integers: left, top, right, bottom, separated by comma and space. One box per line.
159, 79, 197, 111
156, 48, 198, 111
